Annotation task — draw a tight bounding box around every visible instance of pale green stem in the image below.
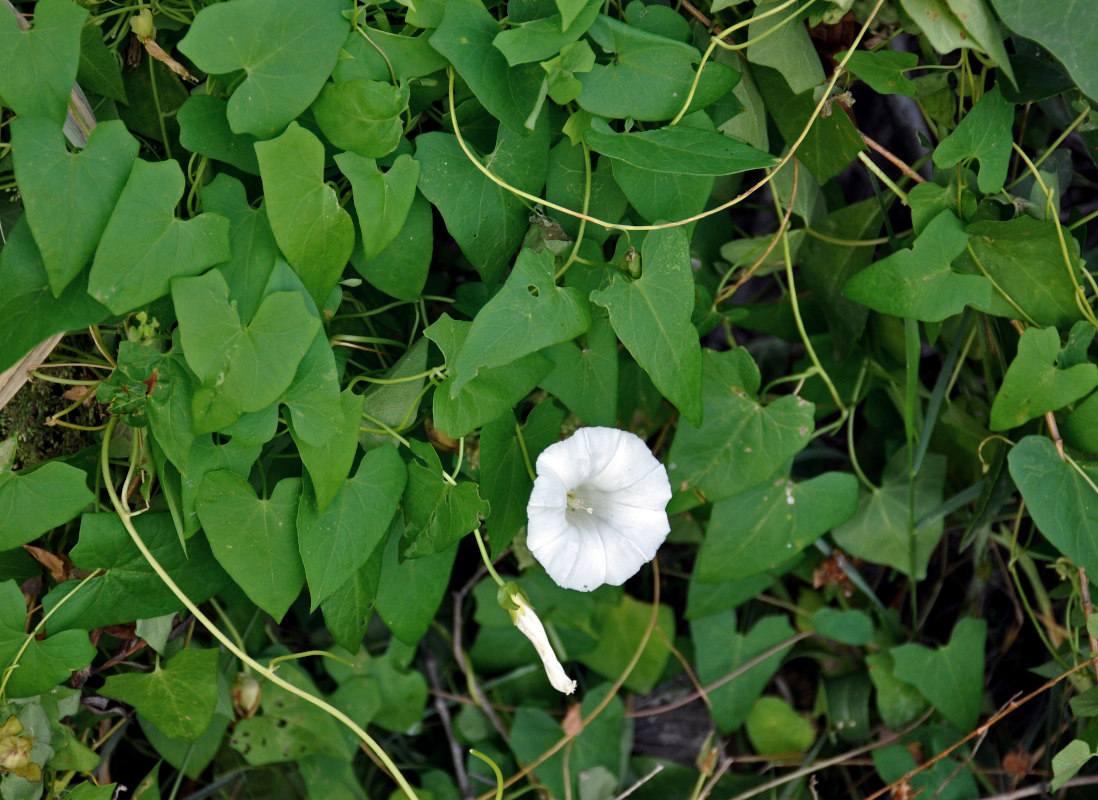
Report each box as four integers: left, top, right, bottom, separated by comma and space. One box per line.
99, 418, 421, 800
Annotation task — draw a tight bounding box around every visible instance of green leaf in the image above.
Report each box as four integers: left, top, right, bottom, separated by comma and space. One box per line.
12, 118, 138, 296
374, 517, 458, 646
177, 436, 264, 539
400, 441, 490, 558
339, 153, 420, 263
831, 450, 947, 580
545, 139, 628, 243
590, 228, 702, 425
198, 175, 278, 325
667, 348, 815, 508
196, 474, 303, 622
841, 48, 919, 97
0, 0, 87, 124
493, 0, 601, 65
229, 663, 350, 764
178, 0, 349, 138
335, 26, 447, 83
1010, 435, 1098, 578
933, 86, 1014, 193
416, 117, 549, 286
351, 191, 433, 301
746, 1, 823, 94
963, 216, 1087, 328
584, 119, 778, 176
479, 400, 565, 555
990, 326, 1098, 431
578, 15, 739, 121
0, 438, 93, 550
991, 0, 1098, 99
177, 95, 261, 175
539, 314, 619, 427
843, 210, 993, 322
321, 543, 385, 652
578, 594, 674, 694
799, 199, 881, 356
256, 122, 355, 307
360, 338, 429, 449
425, 315, 552, 439
312, 79, 407, 158
753, 64, 865, 183
173, 269, 321, 422
1063, 391, 1098, 455
697, 472, 859, 582
452, 249, 590, 393
281, 331, 345, 448
745, 697, 816, 755
0, 217, 109, 374
693, 612, 797, 734
810, 608, 874, 646
429, 0, 545, 131
0, 580, 94, 698
866, 652, 929, 728
292, 388, 363, 512
355, 646, 429, 733
901, 0, 1014, 85
89, 159, 231, 313
891, 617, 986, 731
42, 513, 229, 633
101, 648, 219, 742
297, 445, 406, 608
77, 23, 127, 103
611, 158, 714, 224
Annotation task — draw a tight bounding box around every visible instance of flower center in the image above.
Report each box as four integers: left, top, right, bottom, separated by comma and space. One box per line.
566, 491, 595, 516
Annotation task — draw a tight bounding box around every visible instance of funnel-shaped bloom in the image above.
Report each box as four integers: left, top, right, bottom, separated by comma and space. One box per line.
527, 427, 671, 592
505, 589, 577, 694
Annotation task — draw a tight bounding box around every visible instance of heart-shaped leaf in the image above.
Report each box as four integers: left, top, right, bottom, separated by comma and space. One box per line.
89, 159, 231, 313
591, 228, 703, 425
297, 445, 406, 608
196, 473, 303, 621
173, 269, 321, 422
12, 118, 138, 296
0, 438, 94, 550
178, 0, 349, 138
256, 122, 355, 307
0, 0, 86, 124
101, 648, 219, 742
451, 248, 591, 393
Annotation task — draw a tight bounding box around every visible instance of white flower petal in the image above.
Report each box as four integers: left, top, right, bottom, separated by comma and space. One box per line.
509, 593, 576, 694
526, 427, 671, 592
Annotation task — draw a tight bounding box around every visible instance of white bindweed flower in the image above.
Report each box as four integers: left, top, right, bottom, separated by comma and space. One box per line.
506, 589, 577, 694
527, 427, 672, 592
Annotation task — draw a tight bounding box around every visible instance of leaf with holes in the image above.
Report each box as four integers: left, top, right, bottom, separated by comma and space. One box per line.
590, 228, 702, 425
451, 248, 590, 394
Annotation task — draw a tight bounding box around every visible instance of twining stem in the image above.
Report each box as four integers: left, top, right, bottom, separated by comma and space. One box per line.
555, 142, 592, 281
99, 418, 422, 800
444, 0, 886, 234
473, 529, 505, 588
474, 560, 663, 800
0, 570, 103, 700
